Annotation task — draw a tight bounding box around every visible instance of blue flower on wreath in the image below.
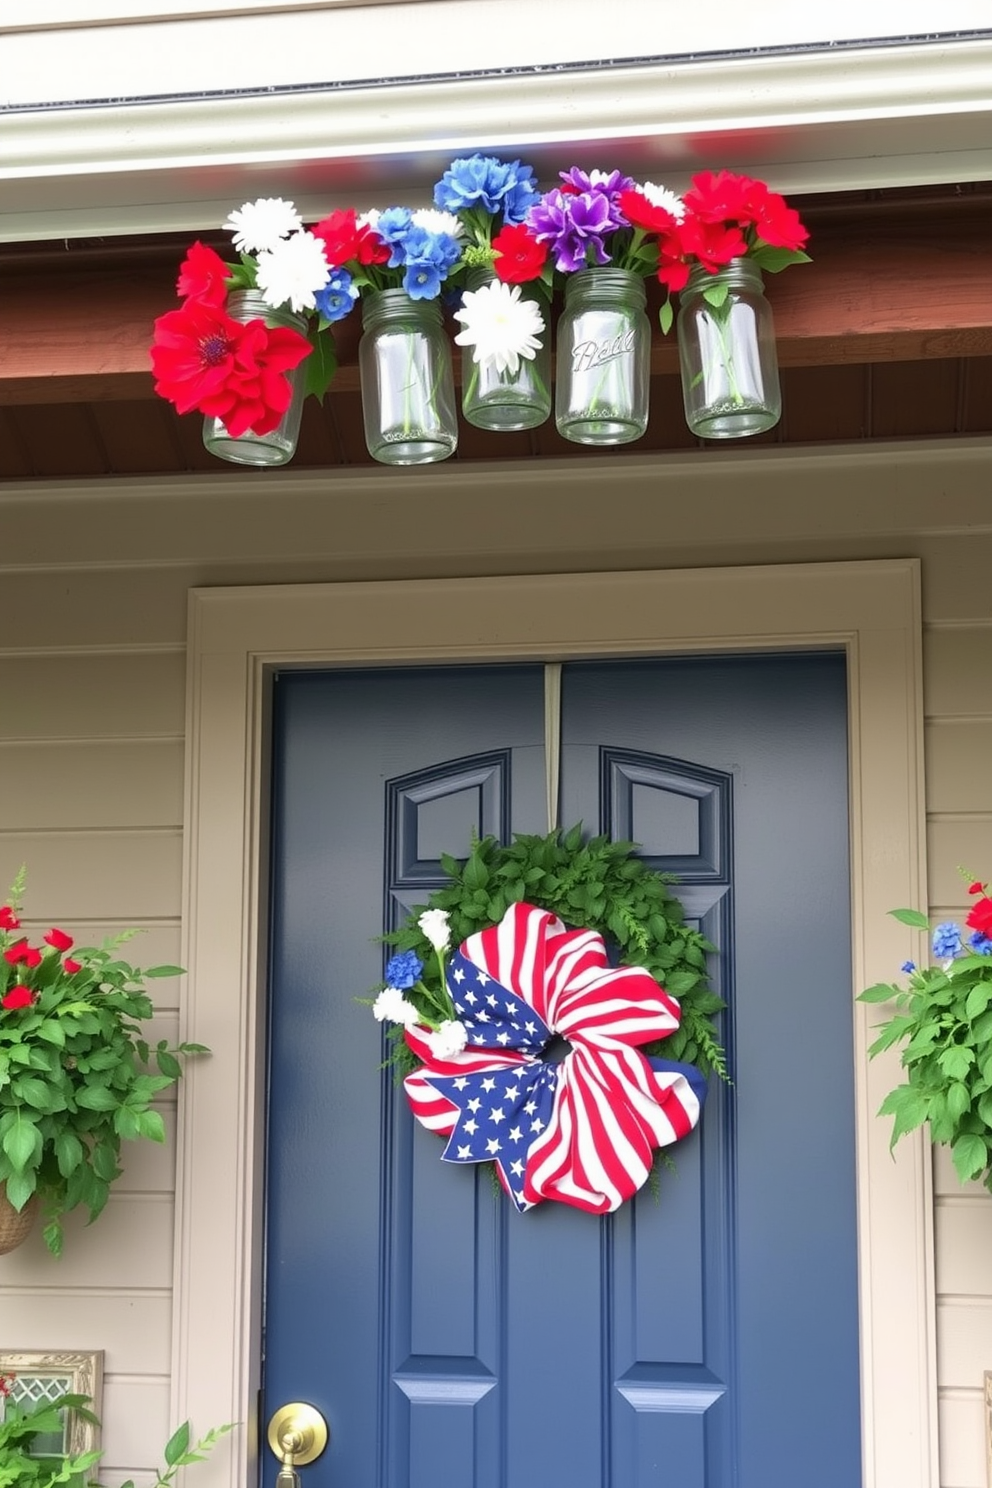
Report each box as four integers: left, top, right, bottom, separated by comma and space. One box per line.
384, 950, 423, 990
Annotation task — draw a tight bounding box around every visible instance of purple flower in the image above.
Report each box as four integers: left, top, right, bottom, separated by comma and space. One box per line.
932, 921, 963, 959
384, 950, 423, 989
433, 154, 539, 225
559, 166, 635, 204
526, 188, 618, 273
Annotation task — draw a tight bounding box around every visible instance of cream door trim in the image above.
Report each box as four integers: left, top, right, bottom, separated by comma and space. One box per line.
176, 558, 935, 1488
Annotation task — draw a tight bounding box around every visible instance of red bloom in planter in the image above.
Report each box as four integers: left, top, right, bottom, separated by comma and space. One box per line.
742, 180, 809, 252
682, 169, 757, 225
617, 187, 681, 236
312, 208, 389, 268
0, 906, 19, 931
3, 938, 41, 968
176, 241, 231, 307
677, 215, 748, 273
2, 986, 34, 1010
151, 299, 311, 437
966, 896, 992, 936
63, 958, 83, 974
491, 223, 548, 284
45, 927, 74, 951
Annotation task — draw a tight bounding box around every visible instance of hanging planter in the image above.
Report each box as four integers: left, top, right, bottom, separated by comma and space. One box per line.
553, 267, 651, 445
0, 1184, 37, 1254
200, 290, 310, 467
676, 258, 781, 439
359, 290, 458, 465
456, 269, 552, 431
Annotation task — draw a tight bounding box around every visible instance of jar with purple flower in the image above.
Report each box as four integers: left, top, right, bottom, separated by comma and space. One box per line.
554, 269, 651, 444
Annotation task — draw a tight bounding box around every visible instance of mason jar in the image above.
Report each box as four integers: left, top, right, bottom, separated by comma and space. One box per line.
460, 268, 552, 432
554, 268, 650, 445
359, 290, 458, 464
202, 290, 307, 467
676, 258, 781, 439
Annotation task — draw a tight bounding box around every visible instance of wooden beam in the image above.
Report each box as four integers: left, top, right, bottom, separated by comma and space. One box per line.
2, 195, 991, 404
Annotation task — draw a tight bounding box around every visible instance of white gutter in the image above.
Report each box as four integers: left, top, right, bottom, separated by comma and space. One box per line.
2, 35, 992, 240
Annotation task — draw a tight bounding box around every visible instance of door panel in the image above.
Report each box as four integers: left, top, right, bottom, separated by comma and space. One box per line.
265, 653, 860, 1488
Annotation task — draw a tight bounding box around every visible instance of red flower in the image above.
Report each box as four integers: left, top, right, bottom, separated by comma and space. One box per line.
678, 215, 748, 272
64, 958, 82, 974
683, 169, 756, 225
743, 180, 809, 252
45, 927, 74, 952
968, 880, 985, 895
0, 1373, 12, 1396
0, 905, 19, 931
617, 188, 681, 236
492, 223, 548, 284
176, 241, 230, 307
312, 209, 389, 268
966, 897, 992, 936
2, 986, 34, 1010
151, 300, 311, 437
3, 938, 41, 968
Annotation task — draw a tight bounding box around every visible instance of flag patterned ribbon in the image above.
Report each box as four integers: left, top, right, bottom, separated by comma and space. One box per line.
404, 902, 707, 1214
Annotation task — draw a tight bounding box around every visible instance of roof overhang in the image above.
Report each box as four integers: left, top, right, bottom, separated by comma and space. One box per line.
4, 35, 992, 240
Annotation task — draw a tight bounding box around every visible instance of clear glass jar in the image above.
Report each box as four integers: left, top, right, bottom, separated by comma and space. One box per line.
202, 290, 307, 467
554, 268, 650, 445
460, 268, 552, 432
676, 258, 781, 439
359, 291, 458, 465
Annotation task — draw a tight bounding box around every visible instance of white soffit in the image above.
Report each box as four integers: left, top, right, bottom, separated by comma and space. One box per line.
2, 35, 992, 240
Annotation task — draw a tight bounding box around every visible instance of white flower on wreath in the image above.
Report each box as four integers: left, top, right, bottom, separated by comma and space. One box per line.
426, 1019, 468, 1059
453, 280, 545, 377
255, 231, 332, 314
418, 908, 451, 953
373, 987, 420, 1026
224, 197, 303, 255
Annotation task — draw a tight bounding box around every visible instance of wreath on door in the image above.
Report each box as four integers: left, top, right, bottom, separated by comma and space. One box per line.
371, 827, 726, 1214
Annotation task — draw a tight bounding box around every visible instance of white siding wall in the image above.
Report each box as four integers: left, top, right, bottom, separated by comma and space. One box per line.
0, 444, 990, 1486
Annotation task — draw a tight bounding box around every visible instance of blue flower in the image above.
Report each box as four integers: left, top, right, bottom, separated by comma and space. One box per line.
932, 921, 963, 959
384, 950, 423, 990
403, 260, 443, 299
433, 154, 539, 223
969, 930, 992, 956
376, 207, 414, 267
314, 269, 359, 323
901, 961, 916, 974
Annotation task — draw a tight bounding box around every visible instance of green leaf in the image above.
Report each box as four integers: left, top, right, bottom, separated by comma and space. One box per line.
143, 964, 185, 979
889, 907, 930, 929
748, 244, 812, 273
164, 1421, 191, 1467
12, 1076, 53, 1110
658, 299, 674, 335
701, 283, 729, 309
951, 1130, 989, 1182
946, 1081, 971, 1121
75, 1083, 119, 1110
3, 1167, 36, 1210
877, 1083, 929, 1143
938, 1045, 975, 1080
54, 1130, 83, 1177
304, 328, 338, 402
966, 984, 992, 1019
136, 1109, 166, 1142
2, 1115, 41, 1172
858, 982, 898, 1004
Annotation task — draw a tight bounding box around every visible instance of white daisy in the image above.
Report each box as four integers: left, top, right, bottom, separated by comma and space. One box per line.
453, 280, 545, 377
427, 1020, 468, 1060
418, 908, 451, 953
411, 208, 464, 238
372, 987, 420, 1026
224, 197, 303, 255
357, 208, 381, 232
638, 181, 685, 221
255, 231, 331, 314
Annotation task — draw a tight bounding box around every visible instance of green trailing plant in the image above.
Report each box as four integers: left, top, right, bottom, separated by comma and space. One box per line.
858, 873, 992, 1186
0, 869, 208, 1255
380, 826, 727, 1080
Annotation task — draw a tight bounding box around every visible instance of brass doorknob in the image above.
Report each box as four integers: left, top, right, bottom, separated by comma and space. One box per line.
266, 1403, 329, 1468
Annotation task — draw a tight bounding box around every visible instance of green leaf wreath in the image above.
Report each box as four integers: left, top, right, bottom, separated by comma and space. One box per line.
381, 826, 727, 1081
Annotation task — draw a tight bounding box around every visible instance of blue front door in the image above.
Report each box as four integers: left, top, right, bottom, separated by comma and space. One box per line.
265, 654, 861, 1488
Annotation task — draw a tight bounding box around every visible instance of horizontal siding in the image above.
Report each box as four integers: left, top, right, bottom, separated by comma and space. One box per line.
1, 451, 991, 1484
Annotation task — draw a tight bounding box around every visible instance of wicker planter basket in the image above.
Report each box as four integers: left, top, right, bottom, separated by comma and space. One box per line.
0, 1183, 38, 1254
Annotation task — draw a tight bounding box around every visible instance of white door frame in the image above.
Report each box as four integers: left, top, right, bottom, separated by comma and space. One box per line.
173, 558, 935, 1488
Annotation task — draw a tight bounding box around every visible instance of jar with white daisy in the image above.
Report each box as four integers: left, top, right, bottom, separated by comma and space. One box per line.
455, 268, 551, 431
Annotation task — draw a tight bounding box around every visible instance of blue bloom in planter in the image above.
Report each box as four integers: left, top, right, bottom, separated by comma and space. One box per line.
314, 269, 358, 323
901, 961, 916, 974
969, 930, 992, 956
932, 921, 963, 959
384, 950, 424, 990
